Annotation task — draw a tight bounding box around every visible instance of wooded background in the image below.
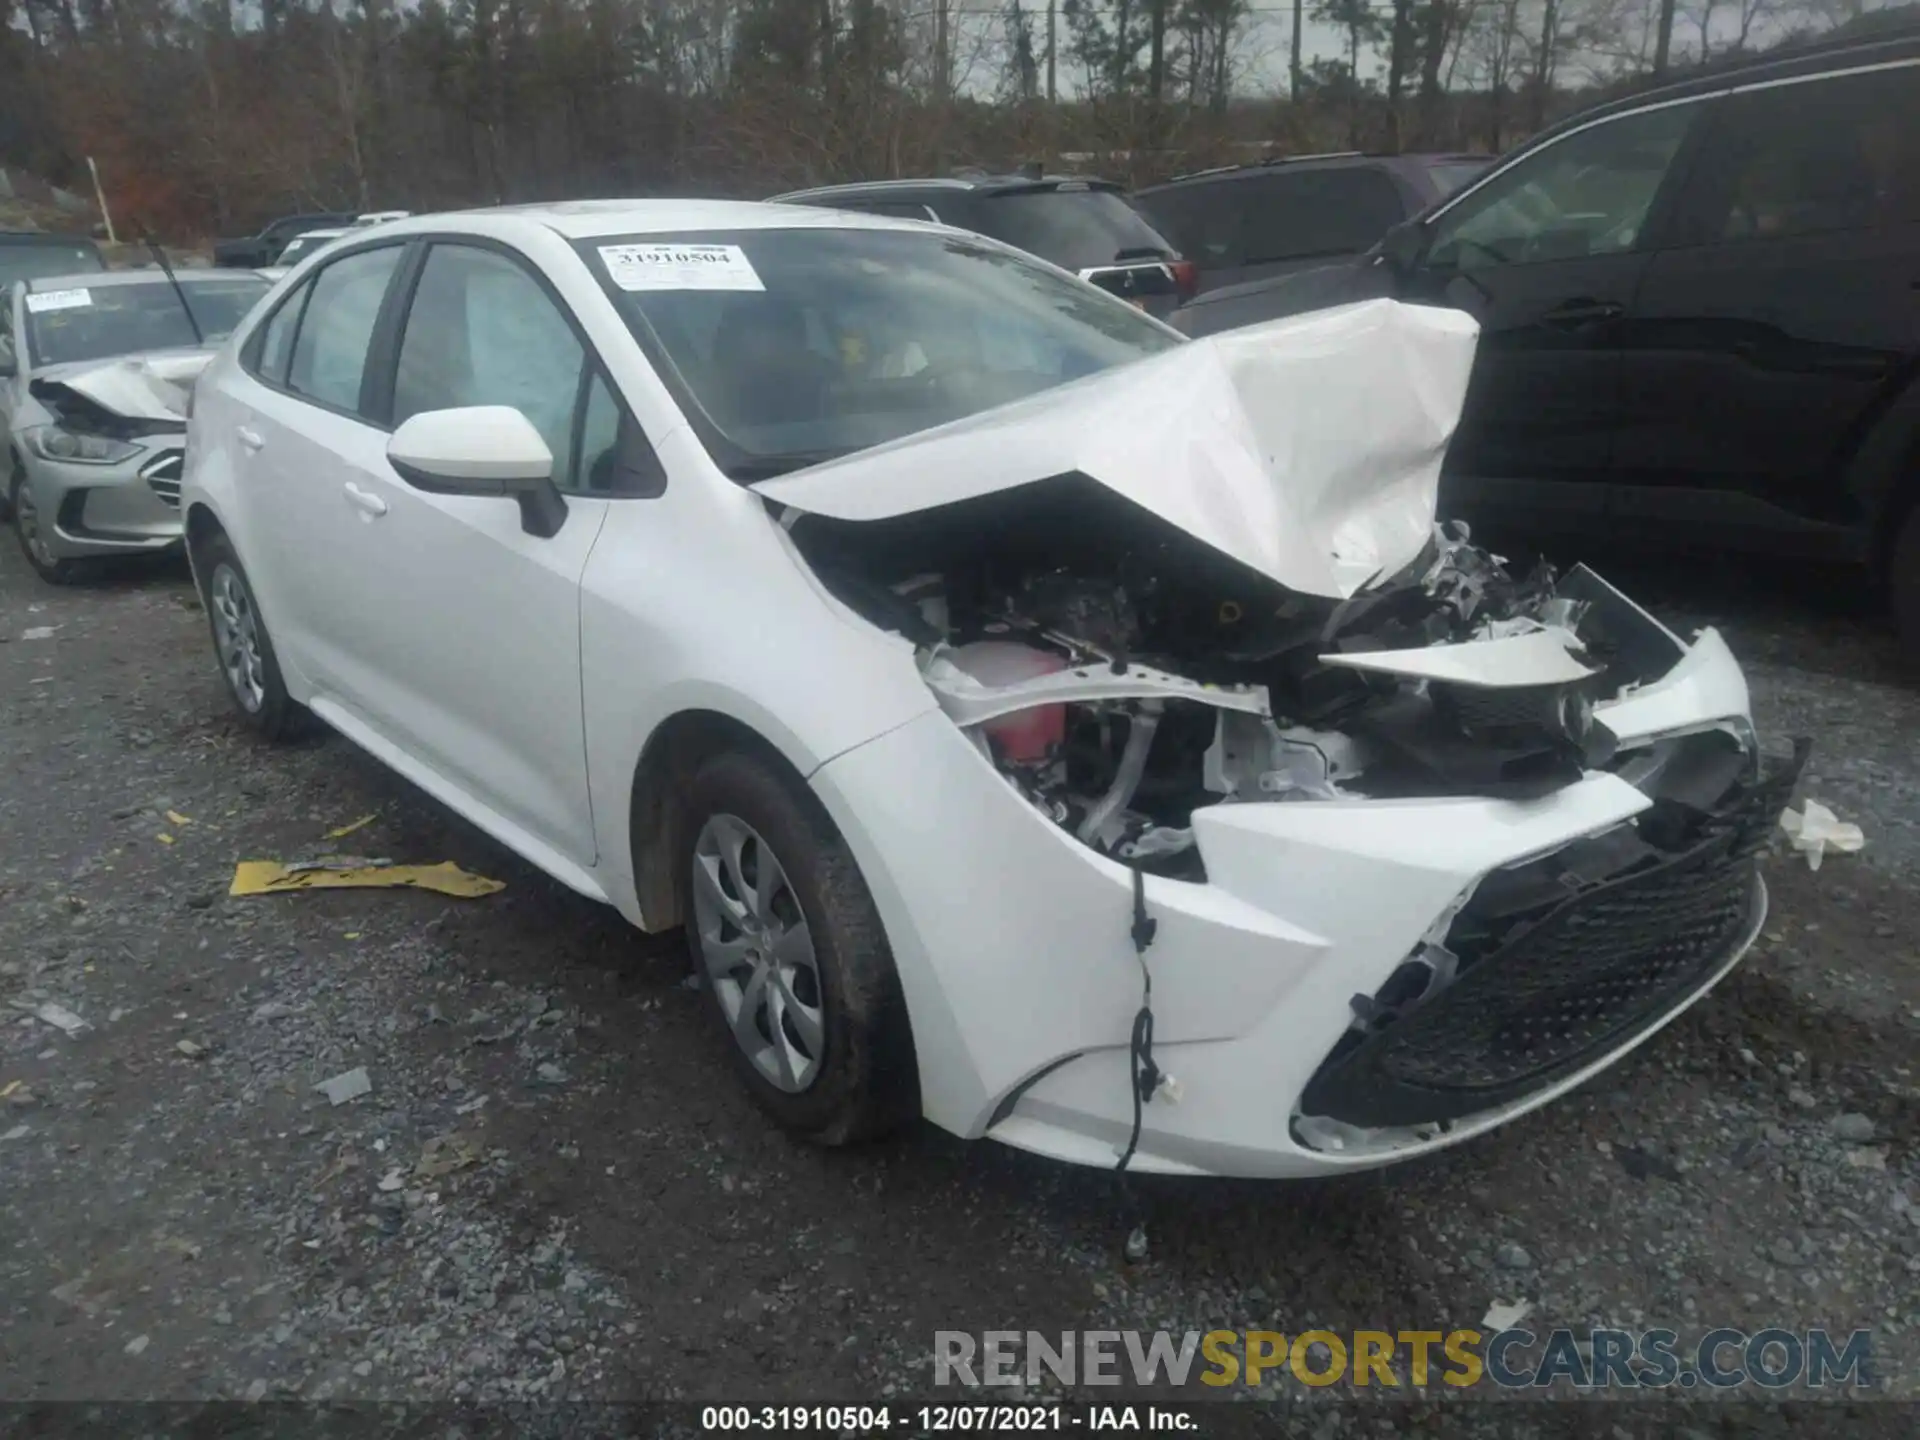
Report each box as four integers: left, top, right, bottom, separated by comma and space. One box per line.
0, 0, 1908, 238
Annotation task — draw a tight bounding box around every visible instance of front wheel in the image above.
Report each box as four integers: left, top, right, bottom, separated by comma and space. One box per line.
681, 750, 918, 1145
196, 530, 309, 742
10, 466, 82, 585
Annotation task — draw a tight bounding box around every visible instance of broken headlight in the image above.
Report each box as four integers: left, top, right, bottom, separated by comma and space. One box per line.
27, 424, 140, 466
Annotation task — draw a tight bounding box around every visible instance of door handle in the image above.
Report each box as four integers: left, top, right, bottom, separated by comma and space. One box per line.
1542, 299, 1625, 328
342, 482, 389, 518
236, 426, 265, 452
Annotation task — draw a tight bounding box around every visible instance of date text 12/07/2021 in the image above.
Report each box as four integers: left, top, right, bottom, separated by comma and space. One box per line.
699, 1405, 1198, 1432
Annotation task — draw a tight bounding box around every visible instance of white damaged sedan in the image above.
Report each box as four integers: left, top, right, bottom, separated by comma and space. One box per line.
179, 202, 1800, 1178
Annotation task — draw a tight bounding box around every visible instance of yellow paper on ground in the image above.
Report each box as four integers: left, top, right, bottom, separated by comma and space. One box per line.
229, 860, 504, 899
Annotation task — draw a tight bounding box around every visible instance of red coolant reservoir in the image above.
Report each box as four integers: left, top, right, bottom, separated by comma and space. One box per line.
947, 641, 1068, 763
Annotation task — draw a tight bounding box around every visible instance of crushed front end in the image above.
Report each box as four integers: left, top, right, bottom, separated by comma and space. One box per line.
776, 302, 1797, 1176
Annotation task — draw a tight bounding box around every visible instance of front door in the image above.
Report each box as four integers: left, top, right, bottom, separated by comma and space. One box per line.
1612, 61, 1920, 543
1400, 98, 1711, 532
308, 240, 614, 864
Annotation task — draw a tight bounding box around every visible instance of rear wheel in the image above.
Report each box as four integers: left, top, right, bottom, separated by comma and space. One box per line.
196, 530, 309, 742
1893, 503, 1920, 669
9, 465, 82, 585
680, 749, 917, 1145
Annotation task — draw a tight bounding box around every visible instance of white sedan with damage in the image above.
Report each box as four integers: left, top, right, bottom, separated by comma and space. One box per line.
177, 201, 1800, 1178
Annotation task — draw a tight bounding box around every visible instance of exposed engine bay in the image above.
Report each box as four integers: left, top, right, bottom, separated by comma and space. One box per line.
781, 473, 1720, 883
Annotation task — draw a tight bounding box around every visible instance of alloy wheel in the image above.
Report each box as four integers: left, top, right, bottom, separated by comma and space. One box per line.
691, 812, 826, 1093
209, 564, 267, 713
15, 482, 56, 571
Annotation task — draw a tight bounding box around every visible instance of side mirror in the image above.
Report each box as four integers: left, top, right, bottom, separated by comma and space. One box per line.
1380, 218, 1427, 278
387, 405, 569, 538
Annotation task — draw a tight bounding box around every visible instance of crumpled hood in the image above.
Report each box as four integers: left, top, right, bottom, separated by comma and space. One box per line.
753, 298, 1479, 600
30, 348, 214, 422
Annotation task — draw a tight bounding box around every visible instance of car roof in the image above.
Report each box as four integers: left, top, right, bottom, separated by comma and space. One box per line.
1141, 152, 1490, 191
0, 230, 101, 248
287, 228, 350, 240
364, 198, 953, 243
1519, 25, 1920, 148
769, 175, 1122, 202
23, 268, 271, 292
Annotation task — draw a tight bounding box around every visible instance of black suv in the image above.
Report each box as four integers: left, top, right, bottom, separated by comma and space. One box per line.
770, 174, 1195, 318
1174, 31, 1920, 653
1134, 151, 1490, 294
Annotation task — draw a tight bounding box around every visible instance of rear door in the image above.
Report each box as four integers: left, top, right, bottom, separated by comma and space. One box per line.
237, 241, 410, 678
1612, 60, 1920, 546
1400, 97, 1710, 527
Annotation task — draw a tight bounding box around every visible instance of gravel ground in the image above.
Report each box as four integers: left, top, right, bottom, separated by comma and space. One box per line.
1, 537, 1916, 1429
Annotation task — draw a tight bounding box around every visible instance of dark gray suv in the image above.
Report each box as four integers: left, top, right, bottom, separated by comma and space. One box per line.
1133, 152, 1490, 296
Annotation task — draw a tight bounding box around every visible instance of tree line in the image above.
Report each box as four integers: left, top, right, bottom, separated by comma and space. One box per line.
0, 0, 1903, 238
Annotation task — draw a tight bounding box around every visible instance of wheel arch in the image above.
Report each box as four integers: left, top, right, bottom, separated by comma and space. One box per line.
625, 707, 827, 933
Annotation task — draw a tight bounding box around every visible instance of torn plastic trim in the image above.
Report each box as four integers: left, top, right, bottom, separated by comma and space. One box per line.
1320, 627, 1598, 688
919, 649, 1271, 726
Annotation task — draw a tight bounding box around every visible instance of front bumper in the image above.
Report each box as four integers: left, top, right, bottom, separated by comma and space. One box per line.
810, 626, 1781, 1180
19, 444, 185, 559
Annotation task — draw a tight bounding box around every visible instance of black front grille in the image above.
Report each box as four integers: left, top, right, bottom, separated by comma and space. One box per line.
143, 451, 184, 508
1298, 742, 1805, 1132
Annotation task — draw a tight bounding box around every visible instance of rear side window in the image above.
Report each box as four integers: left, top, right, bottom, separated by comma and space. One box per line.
1240, 168, 1406, 265
1675, 65, 1920, 245
1135, 185, 1244, 268
287, 245, 403, 414
974, 187, 1176, 270
252, 283, 309, 386
1139, 167, 1406, 269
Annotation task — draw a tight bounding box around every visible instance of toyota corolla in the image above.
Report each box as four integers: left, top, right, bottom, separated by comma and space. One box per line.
177, 202, 1800, 1178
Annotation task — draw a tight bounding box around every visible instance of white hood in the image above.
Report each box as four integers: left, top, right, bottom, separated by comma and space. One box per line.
753, 298, 1479, 600
33, 350, 214, 422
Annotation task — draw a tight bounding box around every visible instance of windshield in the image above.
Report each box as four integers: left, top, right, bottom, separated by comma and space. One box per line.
974, 187, 1178, 270
277, 234, 335, 265
580, 227, 1181, 476
0, 241, 105, 290
25, 277, 270, 367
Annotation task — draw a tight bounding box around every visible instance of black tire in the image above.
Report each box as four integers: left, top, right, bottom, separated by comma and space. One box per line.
195, 529, 310, 742
1893, 503, 1920, 670
680, 749, 918, 1145
9, 463, 82, 585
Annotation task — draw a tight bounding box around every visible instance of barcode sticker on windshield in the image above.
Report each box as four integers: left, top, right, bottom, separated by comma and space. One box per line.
598, 244, 764, 293
25, 288, 93, 313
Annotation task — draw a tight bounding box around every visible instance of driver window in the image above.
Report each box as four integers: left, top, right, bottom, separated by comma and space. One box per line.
1427, 102, 1701, 271
393, 243, 586, 485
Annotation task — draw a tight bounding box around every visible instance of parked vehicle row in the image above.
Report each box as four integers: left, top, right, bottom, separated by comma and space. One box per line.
0, 27, 1902, 1183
